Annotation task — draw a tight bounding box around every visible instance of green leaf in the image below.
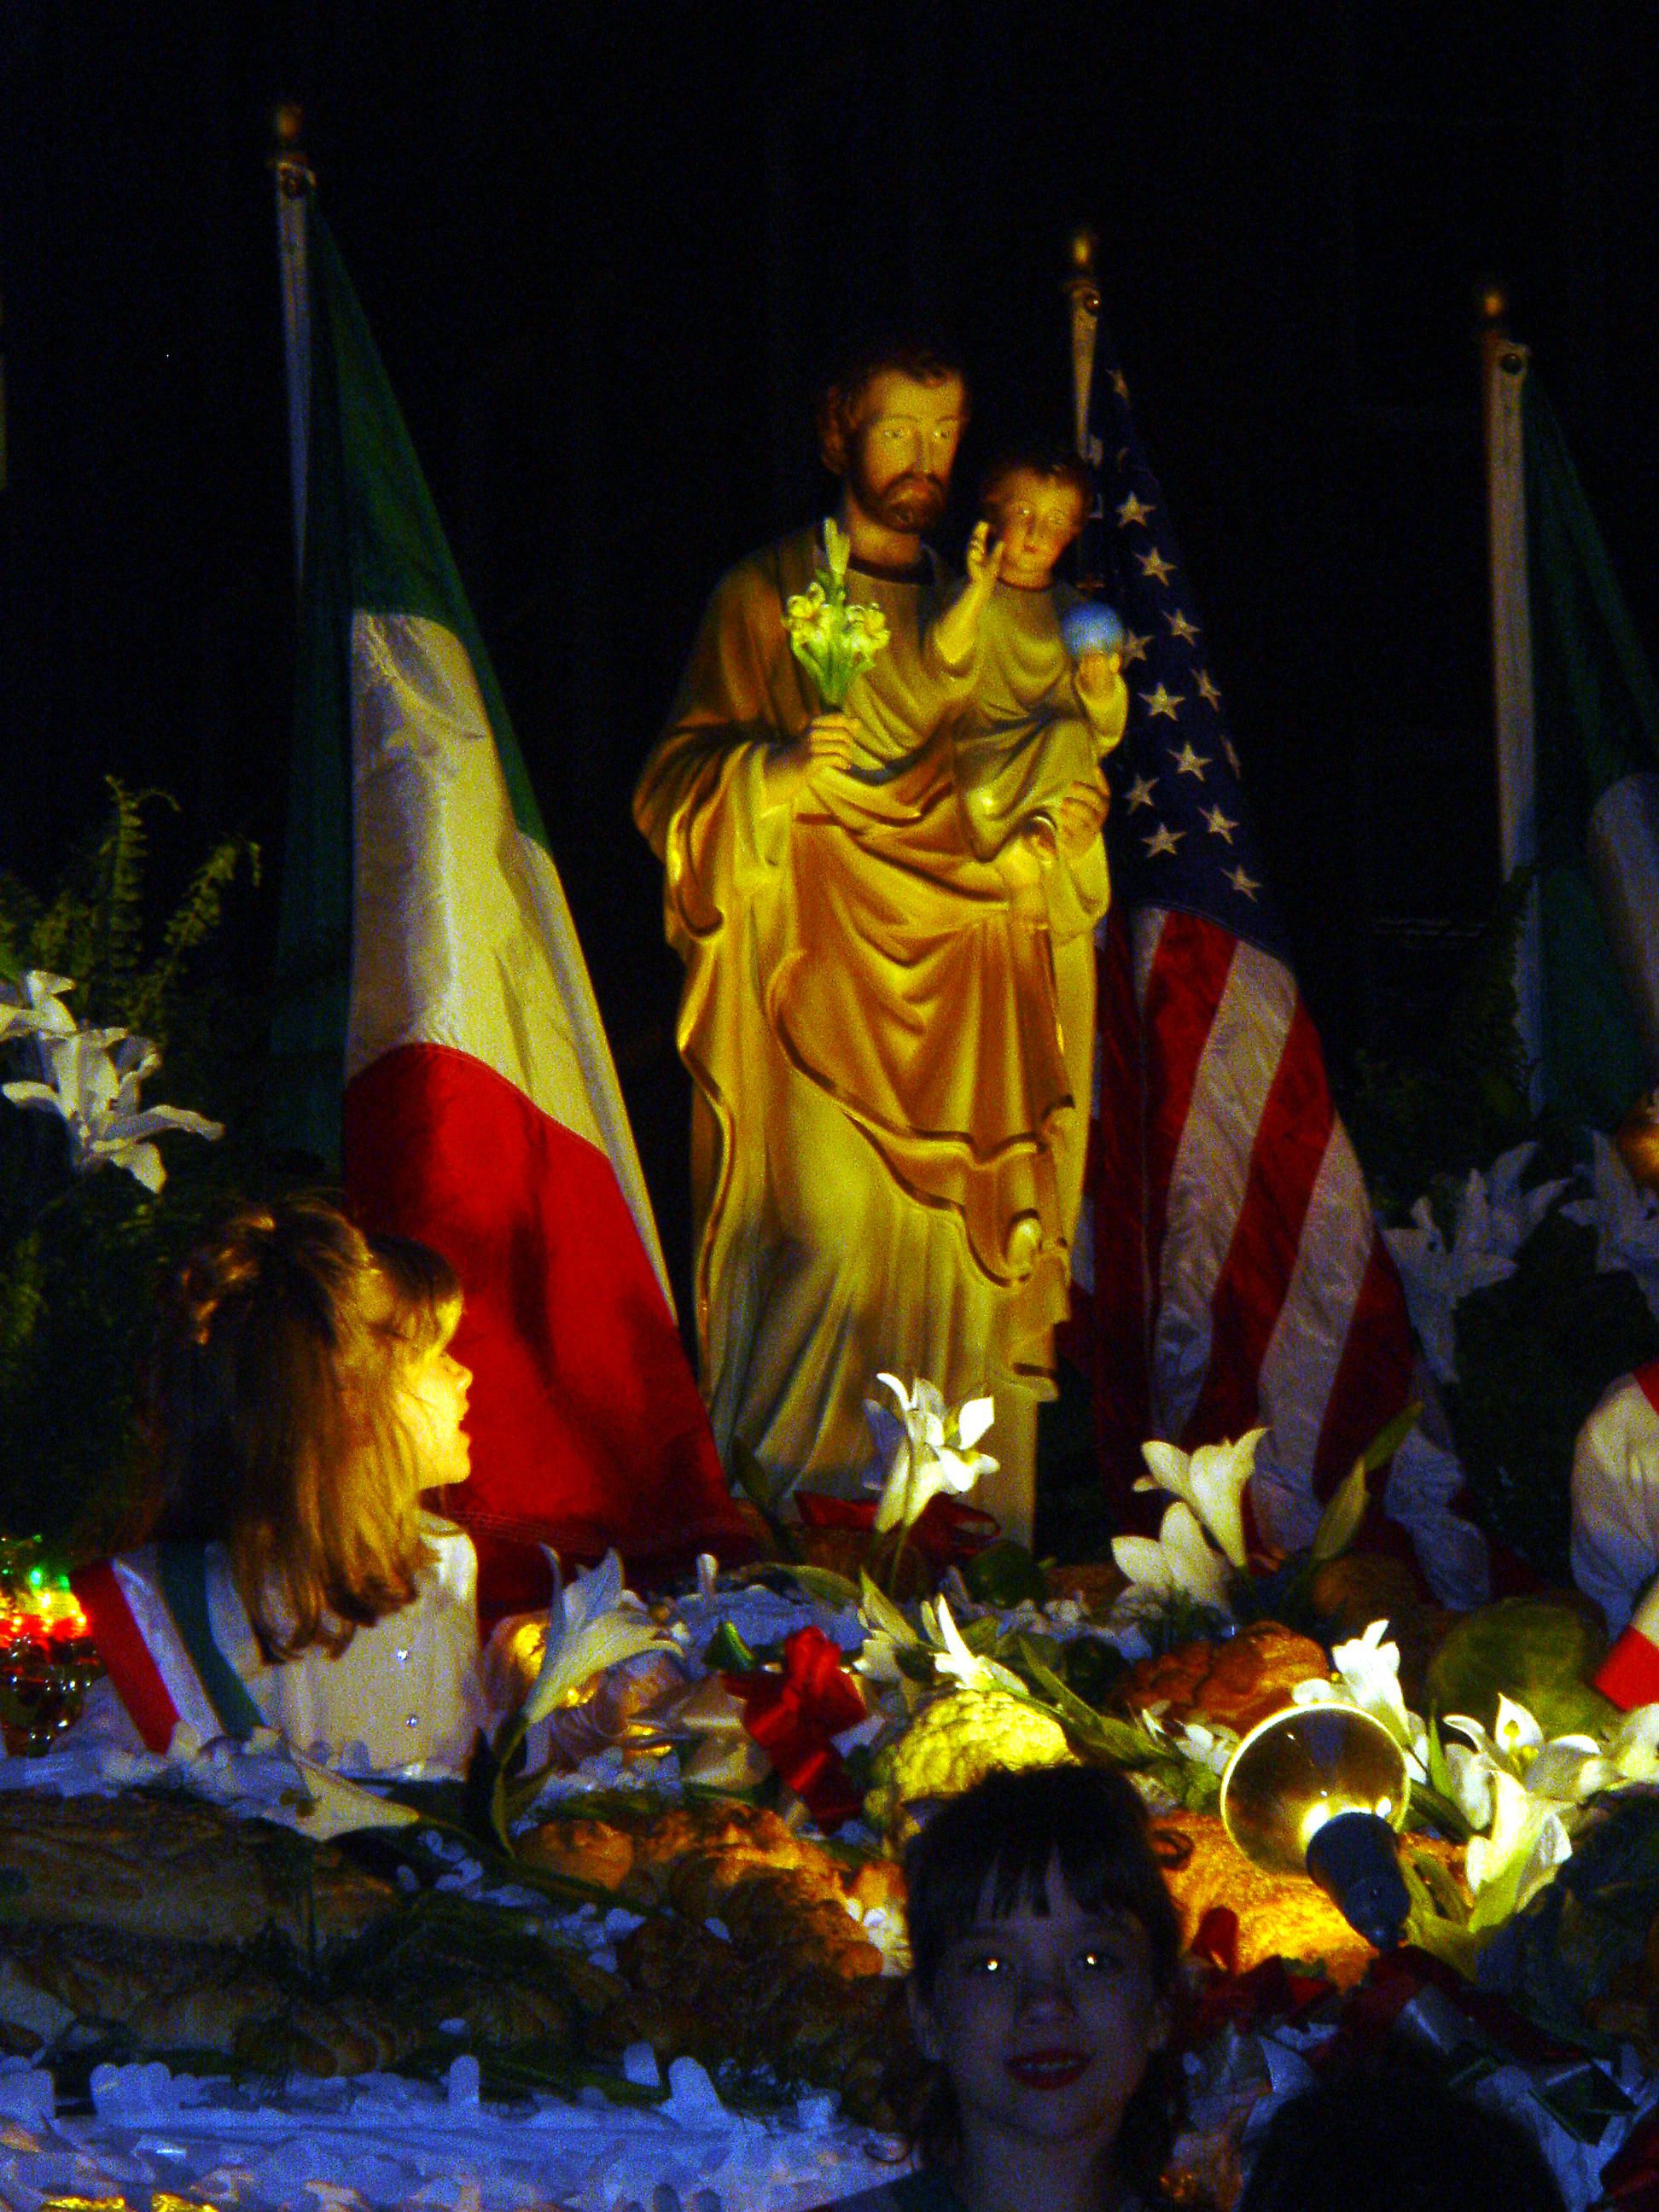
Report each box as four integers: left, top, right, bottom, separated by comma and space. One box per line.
1359, 1400, 1423, 1475
766, 1563, 861, 1607
705, 1619, 757, 1673
1016, 1642, 1159, 1765
729, 1441, 800, 1560
462, 1726, 516, 1860
859, 1571, 918, 1645
1310, 1456, 1370, 1562
1406, 1778, 1471, 1843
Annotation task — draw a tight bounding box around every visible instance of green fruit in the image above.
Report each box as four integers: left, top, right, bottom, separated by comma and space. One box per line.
963, 1539, 1049, 1609
1424, 1595, 1618, 1740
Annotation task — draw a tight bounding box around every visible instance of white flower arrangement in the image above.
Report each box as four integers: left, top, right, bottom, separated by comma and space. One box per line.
1111, 1429, 1265, 1614
1, 968, 222, 1192
864, 1373, 997, 1535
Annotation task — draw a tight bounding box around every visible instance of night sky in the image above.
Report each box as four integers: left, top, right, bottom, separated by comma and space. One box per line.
3, 1, 1656, 1304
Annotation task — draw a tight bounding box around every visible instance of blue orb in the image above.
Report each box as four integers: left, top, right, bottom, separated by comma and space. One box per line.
1061, 602, 1125, 661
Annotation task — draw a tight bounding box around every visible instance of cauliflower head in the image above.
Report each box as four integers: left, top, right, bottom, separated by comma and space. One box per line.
864, 1688, 1074, 1844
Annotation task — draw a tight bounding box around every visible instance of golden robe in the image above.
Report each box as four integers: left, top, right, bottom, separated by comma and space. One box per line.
634, 529, 1107, 1540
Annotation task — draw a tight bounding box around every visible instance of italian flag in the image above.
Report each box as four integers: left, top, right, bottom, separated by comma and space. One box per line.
1487, 338, 1659, 1124
271, 197, 746, 1611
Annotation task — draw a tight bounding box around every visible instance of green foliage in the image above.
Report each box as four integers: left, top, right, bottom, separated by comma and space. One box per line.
1482, 1790, 1659, 2055
0, 782, 299, 1554
1342, 871, 1659, 1576
1447, 1214, 1659, 1582
1342, 872, 1540, 1220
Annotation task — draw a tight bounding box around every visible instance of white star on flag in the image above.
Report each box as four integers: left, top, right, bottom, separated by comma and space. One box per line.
1195, 670, 1221, 707
1120, 629, 1151, 666
1145, 823, 1185, 858
1164, 610, 1200, 644
1117, 491, 1155, 527
1226, 864, 1260, 898
1173, 741, 1210, 777
1141, 684, 1184, 720
1137, 548, 1174, 585
1126, 774, 1158, 811
1202, 806, 1237, 841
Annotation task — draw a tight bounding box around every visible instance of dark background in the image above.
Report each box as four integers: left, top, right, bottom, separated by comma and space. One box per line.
3, 0, 1656, 1317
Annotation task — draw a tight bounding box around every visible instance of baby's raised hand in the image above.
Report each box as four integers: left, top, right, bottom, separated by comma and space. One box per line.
932, 525, 1004, 672
965, 519, 1005, 591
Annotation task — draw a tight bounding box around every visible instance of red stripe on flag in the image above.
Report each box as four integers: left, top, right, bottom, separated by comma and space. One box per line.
1181, 998, 1335, 1449
72, 1560, 181, 1754
1310, 1235, 1416, 1499
345, 1043, 750, 1610
1140, 913, 1238, 1336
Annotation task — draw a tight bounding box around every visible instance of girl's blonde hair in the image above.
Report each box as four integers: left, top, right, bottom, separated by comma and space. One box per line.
143, 1197, 463, 1662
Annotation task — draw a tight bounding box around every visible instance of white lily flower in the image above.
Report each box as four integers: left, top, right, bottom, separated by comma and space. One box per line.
1111, 1501, 1234, 1613
1383, 1168, 1530, 1383
1173, 1720, 1239, 1778
1492, 1691, 1545, 1762
1289, 1618, 1428, 1780
1483, 1142, 1574, 1253
917, 1594, 1026, 1696
4, 1023, 222, 1191
865, 1372, 997, 1533
0, 969, 79, 1046
1522, 1736, 1604, 1801
1134, 1429, 1262, 1569
521, 1549, 675, 1726
1443, 1738, 1495, 1829
1464, 1767, 1573, 1909
1563, 1132, 1659, 1324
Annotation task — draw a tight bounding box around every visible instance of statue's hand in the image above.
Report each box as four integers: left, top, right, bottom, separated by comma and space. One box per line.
1057, 772, 1110, 853
964, 518, 1005, 591
1074, 647, 1124, 711
762, 713, 861, 806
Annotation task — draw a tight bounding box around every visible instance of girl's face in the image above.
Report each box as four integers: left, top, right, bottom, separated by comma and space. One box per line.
393, 1335, 472, 1490
910, 1863, 1168, 2171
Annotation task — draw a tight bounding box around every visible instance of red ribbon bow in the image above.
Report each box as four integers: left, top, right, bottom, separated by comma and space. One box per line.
726, 1625, 868, 1830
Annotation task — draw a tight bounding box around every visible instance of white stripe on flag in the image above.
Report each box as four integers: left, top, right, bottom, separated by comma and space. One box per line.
1132, 909, 1166, 1007
1250, 1121, 1377, 1549
346, 611, 669, 1295
1150, 940, 1296, 1438
112, 1546, 220, 1745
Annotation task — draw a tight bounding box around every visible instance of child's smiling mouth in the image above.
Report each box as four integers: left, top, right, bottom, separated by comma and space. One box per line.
1005, 2049, 1091, 2089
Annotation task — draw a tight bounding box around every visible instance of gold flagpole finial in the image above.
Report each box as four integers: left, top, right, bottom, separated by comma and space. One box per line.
271, 102, 315, 198
1064, 226, 1102, 467
1065, 225, 1101, 313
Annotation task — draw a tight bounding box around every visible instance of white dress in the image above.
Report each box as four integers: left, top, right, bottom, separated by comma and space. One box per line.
84, 1514, 490, 1778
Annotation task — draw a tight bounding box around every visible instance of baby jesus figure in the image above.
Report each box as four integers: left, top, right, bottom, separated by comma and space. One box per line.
934, 452, 1128, 916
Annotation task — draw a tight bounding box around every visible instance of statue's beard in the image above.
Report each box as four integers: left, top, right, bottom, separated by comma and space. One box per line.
850, 459, 947, 534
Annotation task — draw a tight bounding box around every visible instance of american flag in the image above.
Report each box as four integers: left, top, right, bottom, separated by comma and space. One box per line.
1068, 325, 1416, 1551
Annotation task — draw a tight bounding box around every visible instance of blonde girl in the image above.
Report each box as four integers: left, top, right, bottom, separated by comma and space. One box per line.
75, 1197, 492, 1774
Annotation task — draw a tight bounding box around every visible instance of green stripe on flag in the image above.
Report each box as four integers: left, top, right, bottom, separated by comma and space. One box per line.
271, 197, 549, 1161
1525, 375, 1659, 1128
154, 1542, 265, 1742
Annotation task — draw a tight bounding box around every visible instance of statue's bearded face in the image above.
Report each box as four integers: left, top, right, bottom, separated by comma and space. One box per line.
844, 370, 966, 536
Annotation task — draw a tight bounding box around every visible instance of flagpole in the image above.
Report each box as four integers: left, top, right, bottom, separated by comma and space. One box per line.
1065, 227, 1108, 597
271, 104, 315, 595
1481, 286, 1545, 1109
